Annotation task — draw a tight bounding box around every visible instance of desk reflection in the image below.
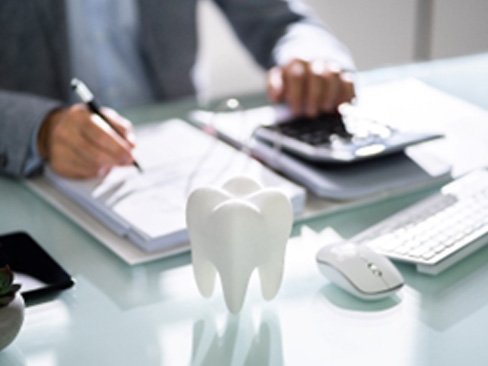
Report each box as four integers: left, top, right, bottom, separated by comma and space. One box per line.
404, 244, 488, 331
0, 346, 25, 366
191, 308, 283, 366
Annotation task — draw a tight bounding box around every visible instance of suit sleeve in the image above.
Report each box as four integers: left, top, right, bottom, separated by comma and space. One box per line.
0, 90, 62, 177
214, 0, 355, 71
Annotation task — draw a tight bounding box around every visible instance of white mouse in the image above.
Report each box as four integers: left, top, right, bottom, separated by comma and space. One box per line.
316, 243, 404, 301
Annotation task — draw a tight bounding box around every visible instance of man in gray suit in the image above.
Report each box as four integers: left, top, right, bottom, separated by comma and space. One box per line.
0, 0, 355, 179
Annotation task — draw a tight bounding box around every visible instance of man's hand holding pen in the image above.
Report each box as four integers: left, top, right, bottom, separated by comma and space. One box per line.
37, 104, 137, 179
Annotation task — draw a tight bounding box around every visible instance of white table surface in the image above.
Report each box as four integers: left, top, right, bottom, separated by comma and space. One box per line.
0, 53, 487, 366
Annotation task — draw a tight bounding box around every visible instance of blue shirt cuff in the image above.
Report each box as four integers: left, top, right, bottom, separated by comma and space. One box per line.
23, 123, 44, 176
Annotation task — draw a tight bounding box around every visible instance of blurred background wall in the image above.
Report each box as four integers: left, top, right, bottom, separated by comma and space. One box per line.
195, 0, 488, 101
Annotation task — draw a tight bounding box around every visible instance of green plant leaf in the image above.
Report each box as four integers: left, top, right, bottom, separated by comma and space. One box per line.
0, 266, 20, 307
0, 265, 14, 291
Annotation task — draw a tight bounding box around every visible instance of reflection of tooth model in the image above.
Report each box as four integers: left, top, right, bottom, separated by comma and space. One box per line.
186, 176, 293, 313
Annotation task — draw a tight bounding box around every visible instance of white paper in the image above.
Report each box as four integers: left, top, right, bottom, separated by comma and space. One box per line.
356, 78, 488, 177
43, 119, 306, 252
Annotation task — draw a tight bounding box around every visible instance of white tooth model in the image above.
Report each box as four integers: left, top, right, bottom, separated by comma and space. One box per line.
186, 176, 293, 314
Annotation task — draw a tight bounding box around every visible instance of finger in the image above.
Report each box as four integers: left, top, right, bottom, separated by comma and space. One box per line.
320, 69, 342, 112
336, 73, 356, 105
71, 130, 125, 168
50, 130, 116, 177
49, 143, 102, 179
284, 59, 307, 115
101, 108, 136, 146
305, 61, 327, 117
267, 66, 285, 102
82, 115, 135, 165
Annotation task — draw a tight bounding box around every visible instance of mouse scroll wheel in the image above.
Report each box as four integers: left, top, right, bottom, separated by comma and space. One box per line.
367, 263, 383, 277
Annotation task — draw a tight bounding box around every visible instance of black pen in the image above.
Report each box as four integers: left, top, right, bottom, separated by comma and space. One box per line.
70, 78, 143, 173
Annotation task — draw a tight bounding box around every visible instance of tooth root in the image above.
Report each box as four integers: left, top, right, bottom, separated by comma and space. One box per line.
192, 254, 217, 298
250, 189, 292, 301
258, 257, 285, 300
187, 188, 230, 298
209, 202, 262, 314
219, 265, 254, 314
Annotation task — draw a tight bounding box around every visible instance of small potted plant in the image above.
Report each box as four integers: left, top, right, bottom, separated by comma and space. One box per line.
0, 265, 24, 351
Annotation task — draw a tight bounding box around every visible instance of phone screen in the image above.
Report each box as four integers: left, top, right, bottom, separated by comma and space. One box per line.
0, 232, 74, 304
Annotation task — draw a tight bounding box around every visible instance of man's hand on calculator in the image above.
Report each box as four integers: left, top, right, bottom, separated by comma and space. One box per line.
267, 59, 355, 117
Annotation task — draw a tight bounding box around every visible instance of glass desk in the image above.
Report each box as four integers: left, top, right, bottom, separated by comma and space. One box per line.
0, 53, 487, 366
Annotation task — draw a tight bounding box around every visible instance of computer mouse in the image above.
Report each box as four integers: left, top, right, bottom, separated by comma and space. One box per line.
316, 243, 404, 301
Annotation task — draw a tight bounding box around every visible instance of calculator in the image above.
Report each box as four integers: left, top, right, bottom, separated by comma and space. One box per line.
253, 112, 443, 164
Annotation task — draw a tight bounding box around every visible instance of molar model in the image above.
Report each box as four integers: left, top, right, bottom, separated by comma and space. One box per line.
186, 176, 293, 313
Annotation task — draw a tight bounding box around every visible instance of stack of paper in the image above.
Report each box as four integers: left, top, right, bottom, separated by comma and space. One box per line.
41, 119, 307, 253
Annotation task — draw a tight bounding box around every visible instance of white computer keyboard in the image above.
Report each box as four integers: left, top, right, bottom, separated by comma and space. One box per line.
352, 168, 488, 275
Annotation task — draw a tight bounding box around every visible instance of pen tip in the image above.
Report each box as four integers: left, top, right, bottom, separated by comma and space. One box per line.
133, 161, 144, 173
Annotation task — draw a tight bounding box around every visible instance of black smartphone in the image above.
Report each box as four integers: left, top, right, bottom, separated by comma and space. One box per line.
0, 232, 74, 304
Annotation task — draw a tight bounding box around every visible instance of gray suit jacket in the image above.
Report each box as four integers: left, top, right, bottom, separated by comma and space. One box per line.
0, 0, 354, 177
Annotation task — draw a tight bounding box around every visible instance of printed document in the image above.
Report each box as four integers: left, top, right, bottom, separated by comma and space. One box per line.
40, 119, 306, 253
